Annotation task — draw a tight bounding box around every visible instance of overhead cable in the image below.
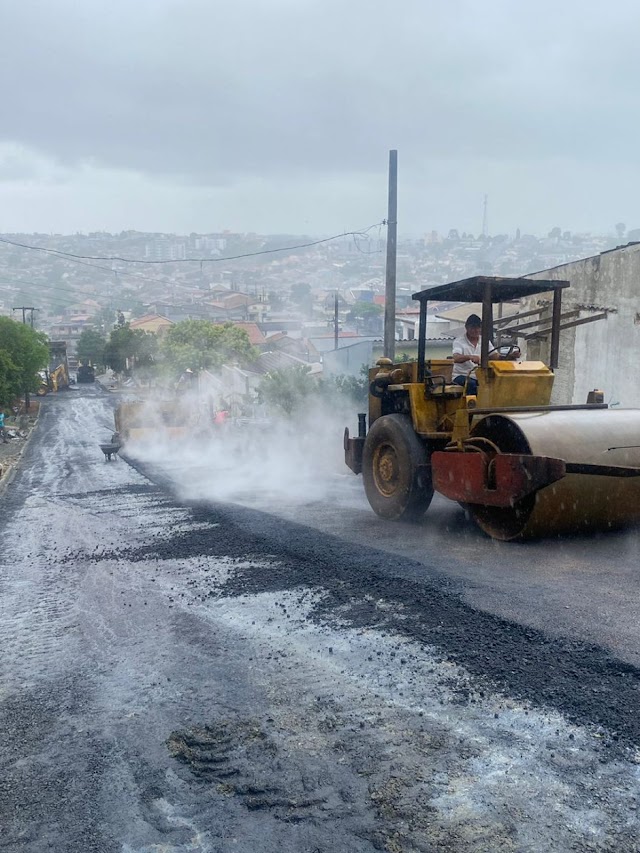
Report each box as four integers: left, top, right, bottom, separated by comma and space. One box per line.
0, 222, 385, 266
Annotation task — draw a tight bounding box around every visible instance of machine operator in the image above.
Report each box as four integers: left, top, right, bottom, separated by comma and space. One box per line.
451, 313, 520, 395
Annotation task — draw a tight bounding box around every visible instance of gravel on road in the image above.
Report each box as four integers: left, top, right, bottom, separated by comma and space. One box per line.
1, 391, 640, 853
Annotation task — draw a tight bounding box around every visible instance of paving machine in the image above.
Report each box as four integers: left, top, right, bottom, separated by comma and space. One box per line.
114, 400, 190, 443
77, 364, 95, 383
344, 276, 640, 540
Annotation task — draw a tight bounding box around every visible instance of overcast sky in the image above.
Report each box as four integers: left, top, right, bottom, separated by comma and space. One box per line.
1, 0, 639, 237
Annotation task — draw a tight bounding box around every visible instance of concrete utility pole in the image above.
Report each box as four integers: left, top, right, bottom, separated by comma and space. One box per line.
384, 150, 398, 361
12, 306, 37, 411
334, 292, 339, 350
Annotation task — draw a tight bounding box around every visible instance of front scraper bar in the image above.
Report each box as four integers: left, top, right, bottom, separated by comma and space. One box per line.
431, 452, 640, 508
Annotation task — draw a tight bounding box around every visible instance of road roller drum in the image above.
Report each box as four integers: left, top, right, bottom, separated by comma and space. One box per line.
467, 409, 640, 540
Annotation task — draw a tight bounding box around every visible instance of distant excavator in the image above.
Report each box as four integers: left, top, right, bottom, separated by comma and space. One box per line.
38, 341, 70, 395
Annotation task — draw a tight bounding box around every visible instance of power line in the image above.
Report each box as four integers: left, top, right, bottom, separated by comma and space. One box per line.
0, 240, 198, 294
352, 223, 385, 255
0, 223, 384, 266
0, 275, 142, 305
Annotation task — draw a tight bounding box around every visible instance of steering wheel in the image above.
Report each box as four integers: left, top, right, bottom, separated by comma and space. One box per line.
502, 345, 520, 359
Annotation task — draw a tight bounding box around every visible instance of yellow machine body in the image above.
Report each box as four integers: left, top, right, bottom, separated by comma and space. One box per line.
37, 362, 70, 395
49, 363, 70, 392
115, 400, 189, 443
368, 358, 554, 439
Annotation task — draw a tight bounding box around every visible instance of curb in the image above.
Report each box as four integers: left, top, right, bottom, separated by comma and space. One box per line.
0, 408, 42, 500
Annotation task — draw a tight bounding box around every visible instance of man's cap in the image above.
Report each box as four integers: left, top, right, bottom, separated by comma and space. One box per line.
465, 313, 482, 327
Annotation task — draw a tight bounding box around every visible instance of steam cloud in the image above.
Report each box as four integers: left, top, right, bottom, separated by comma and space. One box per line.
124, 391, 362, 511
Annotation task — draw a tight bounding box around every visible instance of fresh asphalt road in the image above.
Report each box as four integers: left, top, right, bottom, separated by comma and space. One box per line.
2, 387, 640, 852
138, 404, 640, 669
257, 490, 640, 668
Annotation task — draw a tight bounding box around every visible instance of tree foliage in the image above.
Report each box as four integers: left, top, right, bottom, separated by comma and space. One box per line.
331, 369, 369, 408
0, 317, 49, 407
289, 282, 313, 317
76, 328, 106, 368
258, 365, 316, 415
104, 324, 158, 374
259, 364, 370, 416
349, 301, 383, 319
161, 320, 258, 374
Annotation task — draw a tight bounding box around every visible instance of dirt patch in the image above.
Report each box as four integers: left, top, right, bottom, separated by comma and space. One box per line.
0, 406, 40, 490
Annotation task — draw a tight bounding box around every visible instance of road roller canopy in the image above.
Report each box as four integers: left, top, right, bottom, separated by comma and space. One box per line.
411, 275, 569, 305
412, 275, 570, 371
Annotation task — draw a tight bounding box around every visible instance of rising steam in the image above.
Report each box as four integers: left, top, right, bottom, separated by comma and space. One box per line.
124, 390, 361, 510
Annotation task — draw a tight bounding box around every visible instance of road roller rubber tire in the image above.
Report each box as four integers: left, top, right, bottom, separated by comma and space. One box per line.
362, 414, 433, 521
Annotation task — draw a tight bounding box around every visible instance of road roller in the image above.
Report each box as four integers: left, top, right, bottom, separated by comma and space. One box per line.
343, 276, 640, 540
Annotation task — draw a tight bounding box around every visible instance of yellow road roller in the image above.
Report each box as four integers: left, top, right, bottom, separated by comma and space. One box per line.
344, 276, 640, 540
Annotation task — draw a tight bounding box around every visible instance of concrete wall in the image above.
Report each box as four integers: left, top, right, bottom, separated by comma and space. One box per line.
323, 339, 453, 378
527, 244, 640, 406
323, 341, 373, 378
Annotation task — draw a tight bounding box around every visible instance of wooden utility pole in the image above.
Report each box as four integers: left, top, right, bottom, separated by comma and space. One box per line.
384, 150, 398, 360
334, 292, 339, 350
13, 306, 36, 327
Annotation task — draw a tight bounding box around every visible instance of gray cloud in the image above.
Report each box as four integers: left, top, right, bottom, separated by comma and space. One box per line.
1, 0, 640, 233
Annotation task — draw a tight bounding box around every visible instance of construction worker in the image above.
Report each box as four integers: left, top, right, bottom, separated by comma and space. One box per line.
452, 314, 520, 395
177, 368, 196, 393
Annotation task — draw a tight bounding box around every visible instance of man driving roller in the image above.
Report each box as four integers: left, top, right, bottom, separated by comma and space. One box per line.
451, 313, 520, 395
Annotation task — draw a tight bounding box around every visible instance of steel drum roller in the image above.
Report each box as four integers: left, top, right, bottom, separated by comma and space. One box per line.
468, 409, 640, 540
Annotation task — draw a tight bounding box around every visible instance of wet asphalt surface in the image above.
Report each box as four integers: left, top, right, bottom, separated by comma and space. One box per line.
1, 388, 640, 852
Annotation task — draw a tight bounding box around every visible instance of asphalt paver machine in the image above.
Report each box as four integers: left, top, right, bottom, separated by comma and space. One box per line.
344, 276, 640, 540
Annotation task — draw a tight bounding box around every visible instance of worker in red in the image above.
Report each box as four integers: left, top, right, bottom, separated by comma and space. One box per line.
213, 409, 230, 426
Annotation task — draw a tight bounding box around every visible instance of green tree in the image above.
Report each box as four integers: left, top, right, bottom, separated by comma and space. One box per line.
76, 328, 106, 368
349, 302, 383, 320
348, 301, 383, 334
104, 325, 158, 374
161, 320, 258, 374
258, 365, 316, 415
259, 364, 372, 415
0, 349, 21, 407
94, 305, 118, 334
331, 368, 369, 407
289, 282, 313, 317
290, 282, 311, 305
0, 317, 49, 407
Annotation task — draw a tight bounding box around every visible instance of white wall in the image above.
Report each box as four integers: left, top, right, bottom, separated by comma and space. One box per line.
527, 244, 640, 407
